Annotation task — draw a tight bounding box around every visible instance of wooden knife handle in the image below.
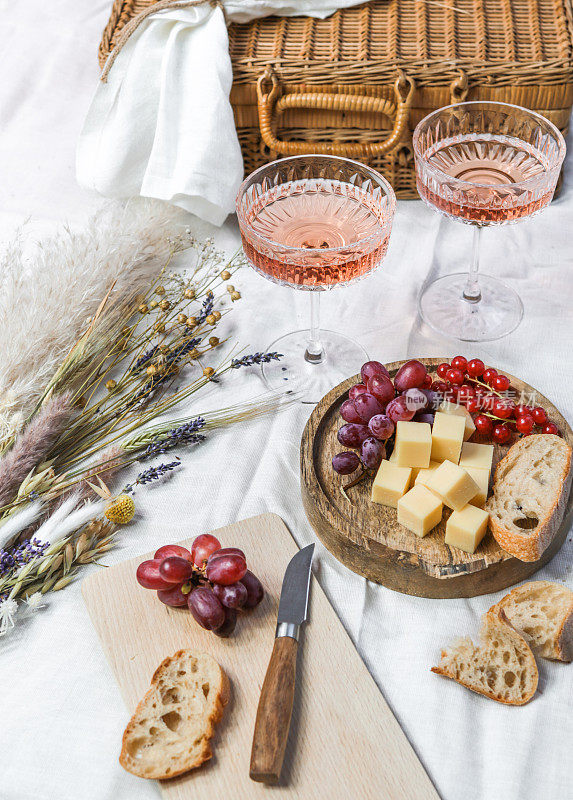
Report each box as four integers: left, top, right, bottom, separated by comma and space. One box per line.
250, 635, 298, 784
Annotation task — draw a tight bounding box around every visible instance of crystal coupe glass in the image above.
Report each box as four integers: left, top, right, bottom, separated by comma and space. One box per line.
236, 155, 396, 400
413, 102, 566, 341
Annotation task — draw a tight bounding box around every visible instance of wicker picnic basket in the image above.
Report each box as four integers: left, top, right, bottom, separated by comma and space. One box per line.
100, 0, 573, 198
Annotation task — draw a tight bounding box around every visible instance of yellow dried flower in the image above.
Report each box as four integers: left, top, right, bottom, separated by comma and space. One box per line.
205, 314, 216, 325
138, 303, 148, 314
105, 494, 135, 524
177, 313, 188, 324
159, 299, 170, 311
220, 270, 231, 280
155, 286, 166, 295
105, 379, 117, 391
209, 336, 220, 347
184, 288, 195, 299
203, 367, 215, 378
230, 291, 241, 301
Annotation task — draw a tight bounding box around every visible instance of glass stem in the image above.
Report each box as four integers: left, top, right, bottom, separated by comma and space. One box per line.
304, 292, 325, 364
464, 226, 483, 304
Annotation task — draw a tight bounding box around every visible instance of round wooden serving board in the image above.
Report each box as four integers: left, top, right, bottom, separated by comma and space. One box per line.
301, 358, 573, 598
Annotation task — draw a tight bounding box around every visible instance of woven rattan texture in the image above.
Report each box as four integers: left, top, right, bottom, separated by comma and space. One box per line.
99, 0, 573, 197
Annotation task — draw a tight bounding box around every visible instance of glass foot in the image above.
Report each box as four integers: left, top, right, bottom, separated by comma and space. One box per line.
418, 272, 524, 342
262, 329, 368, 403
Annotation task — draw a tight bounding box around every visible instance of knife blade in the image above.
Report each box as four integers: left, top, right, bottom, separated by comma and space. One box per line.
249, 543, 314, 785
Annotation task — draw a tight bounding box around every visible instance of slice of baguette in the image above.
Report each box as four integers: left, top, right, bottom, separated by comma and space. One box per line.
490, 580, 573, 662
431, 609, 538, 705
486, 434, 572, 562
120, 650, 230, 780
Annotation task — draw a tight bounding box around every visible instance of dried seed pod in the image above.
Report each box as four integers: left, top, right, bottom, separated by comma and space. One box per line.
155, 286, 166, 295
184, 288, 195, 299
220, 270, 231, 280
159, 299, 170, 311
153, 322, 165, 333
138, 303, 148, 314
226, 285, 235, 293
230, 291, 241, 301
159, 345, 170, 354
186, 317, 197, 329
189, 348, 200, 359
146, 365, 158, 376
212, 311, 221, 321
209, 336, 219, 347
203, 367, 215, 378
105, 379, 117, 391
177, 313, 188, 324
205, 314, 216, 325
149, 300, 158, 309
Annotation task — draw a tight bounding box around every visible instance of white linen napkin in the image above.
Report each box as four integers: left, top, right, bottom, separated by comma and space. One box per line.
76, 0, 367, 226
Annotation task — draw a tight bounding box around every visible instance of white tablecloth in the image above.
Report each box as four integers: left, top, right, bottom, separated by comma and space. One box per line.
1, 3, 573, 800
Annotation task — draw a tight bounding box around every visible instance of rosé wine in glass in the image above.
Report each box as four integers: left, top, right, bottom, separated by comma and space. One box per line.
414, 102, 565, 341
236, 155, 395, 400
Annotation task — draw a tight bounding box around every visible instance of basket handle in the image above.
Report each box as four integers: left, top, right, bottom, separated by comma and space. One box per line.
256, 67, 415, 158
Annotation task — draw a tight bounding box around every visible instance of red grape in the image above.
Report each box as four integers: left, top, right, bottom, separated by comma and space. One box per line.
361, 437, 385, 470
214, 607, 237, 638
474, 414, 493, 436
492, 398, 514, 420
349, 383, 368, 400
159, 556, 194, 584
394, 360, 428, 392
432, 380, 448, 395
213, 581, 248, 609
337, 423, 370, 448
214, 547, 246, 561
531, 406, 547, 425
368, 414, 395, 441
543, 422, 559, 435
240, 570, 264, 609
191, 533, 221, 567
136, 559, 172, 590
386, 396, 415, 423
414, 412, 435, 425
446, 368, 465, 386
206, 553, 247, 585
332, 452, 360, 475
436, 363, 450, 379
154, 544, 192, 562
482, 368, 498, 386
361, 361, 390, 384
493, 374, 510, 392
493, 423, 511, 444
422, 373, 433, 389
451, 355, 468, 372
367, 375, 395, 406
340, 399, 362, 424
157, 584, 189, 607
467, 358, 485, 378
353, 392, 384, 423
188, 586, 225, 630
516, 414, 534, 434
403, 388, 428, 412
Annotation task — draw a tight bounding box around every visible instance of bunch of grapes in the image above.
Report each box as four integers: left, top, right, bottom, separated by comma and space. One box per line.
136, 534, 264, 637
332, 359, 433, 475
432, 356, 559, 445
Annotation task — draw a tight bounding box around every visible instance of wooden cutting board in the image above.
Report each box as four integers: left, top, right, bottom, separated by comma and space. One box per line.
301, 358, 573, 599
82, 513, 439, 800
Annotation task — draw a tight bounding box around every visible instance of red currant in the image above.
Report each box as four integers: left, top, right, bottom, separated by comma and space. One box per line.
466, 397, 480, 413
457, 384, 476, 403
446, 368, 465, 386
451, 355, 468, 372
543, 422, 559, 435
492, 374, 510, 393
493, 423, 511, 444
437, 363, 450, 379
531, 406, 547, 425
516, 414, 534, 434
482, 368, 498, 386
467, 358, 485, 378
492, 398, 514, 419
474, 414, 493, 436
514, 403, 532, 418
480, 394, 497, 413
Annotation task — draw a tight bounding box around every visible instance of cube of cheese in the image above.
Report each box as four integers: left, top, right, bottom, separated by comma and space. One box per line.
431, 412, 465, 464
414, 461, 441, 489
439, 400, 476, 441
459, 442, 494, 474
425, 460, 480, 511
388, 448, 398, 463
371, 460, 412, 508
464, 466, 489, 508
397, 485, 443, 538
393, 421, 432, 469
445, 505, 489, 553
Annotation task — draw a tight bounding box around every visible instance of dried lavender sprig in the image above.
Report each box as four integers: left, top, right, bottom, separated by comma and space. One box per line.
0, 538, 49, 579
196, 291, 214, 323
141, 418, 206, 459
123, 461, 181, 494
231, 352, 283, 368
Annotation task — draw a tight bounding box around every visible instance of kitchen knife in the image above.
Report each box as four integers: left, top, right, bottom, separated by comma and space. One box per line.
249, 542, 315, 785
